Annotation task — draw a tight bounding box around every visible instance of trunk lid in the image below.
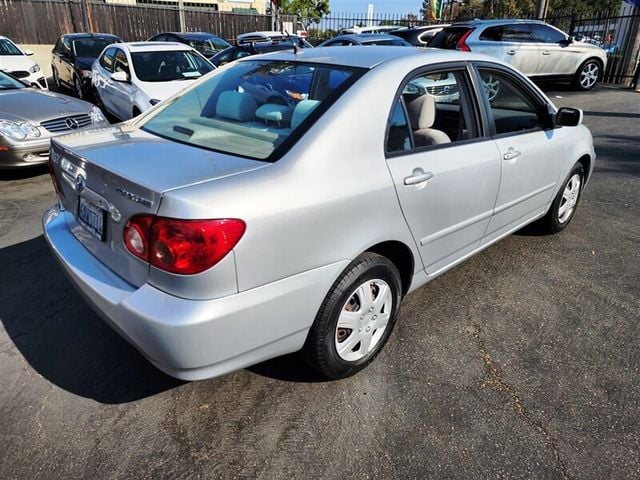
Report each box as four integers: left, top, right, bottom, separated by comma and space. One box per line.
50, 125, 267, 287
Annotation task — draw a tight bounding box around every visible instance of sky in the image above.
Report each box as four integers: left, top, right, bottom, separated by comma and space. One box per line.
329, 1, 421, 15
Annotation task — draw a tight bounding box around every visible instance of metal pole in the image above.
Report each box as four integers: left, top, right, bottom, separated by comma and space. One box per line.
80, 0, 90, 32
178, 0, 186, 33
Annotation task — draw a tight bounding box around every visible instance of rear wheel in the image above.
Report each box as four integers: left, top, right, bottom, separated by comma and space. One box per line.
302, 253, 402, 379
574, 59, 600, 91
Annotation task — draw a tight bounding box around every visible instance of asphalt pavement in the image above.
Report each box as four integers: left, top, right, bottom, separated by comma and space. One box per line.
0, 85, 638, 479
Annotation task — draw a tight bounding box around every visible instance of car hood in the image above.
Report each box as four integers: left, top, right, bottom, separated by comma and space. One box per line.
55, 124, 268, 193
0, 89, 94, 123
0, 54, 37, 72
74, 56, 96, 70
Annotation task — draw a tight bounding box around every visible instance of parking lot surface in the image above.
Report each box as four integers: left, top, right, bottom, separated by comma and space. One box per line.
1, 86, 639, 479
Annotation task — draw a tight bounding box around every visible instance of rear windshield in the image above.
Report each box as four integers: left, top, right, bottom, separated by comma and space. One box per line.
428, 27, 472, 49
362, 38, 411, 46
73, 37, 119, 57
141, 60, 365, 161
131, 50, 214, 82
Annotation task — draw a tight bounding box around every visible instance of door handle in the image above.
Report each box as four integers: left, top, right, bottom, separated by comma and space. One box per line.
542, 50, 551, 55
404, 169, 434, 186
507, 49, 516, 55
503, 148, 522, 161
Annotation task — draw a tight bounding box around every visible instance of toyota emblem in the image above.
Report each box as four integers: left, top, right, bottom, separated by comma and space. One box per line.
65, 117, 80, 130
75, 174, 86, 193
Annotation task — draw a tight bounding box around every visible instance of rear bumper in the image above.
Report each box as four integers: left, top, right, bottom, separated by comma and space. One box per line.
43, 205, 347, 380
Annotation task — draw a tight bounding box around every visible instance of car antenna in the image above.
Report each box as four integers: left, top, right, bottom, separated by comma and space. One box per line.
284, 30, 302, 54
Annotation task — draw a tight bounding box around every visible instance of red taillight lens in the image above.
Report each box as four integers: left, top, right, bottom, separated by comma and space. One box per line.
123, 216, 245, 275
456, 28, 474, 52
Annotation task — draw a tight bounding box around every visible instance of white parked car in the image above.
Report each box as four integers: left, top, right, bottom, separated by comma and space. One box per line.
92, 42, 215, 120
429, 19, 608, 90
0, 36, 47, 89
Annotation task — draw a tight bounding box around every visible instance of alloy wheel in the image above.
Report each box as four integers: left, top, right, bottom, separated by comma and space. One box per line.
579, 62, 599, 89
558, 173, 581, 223
483, 75, 500, 102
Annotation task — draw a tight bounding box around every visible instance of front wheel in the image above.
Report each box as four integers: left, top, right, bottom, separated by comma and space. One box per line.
574, 59, 600, 91
537, 163, 585, 234
302, 253, 402, 379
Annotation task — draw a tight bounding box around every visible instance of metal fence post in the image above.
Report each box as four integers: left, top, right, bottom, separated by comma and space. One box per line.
178, 0, 186, 32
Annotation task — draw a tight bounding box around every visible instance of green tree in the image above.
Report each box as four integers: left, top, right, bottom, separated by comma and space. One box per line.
279, 0, 330, 23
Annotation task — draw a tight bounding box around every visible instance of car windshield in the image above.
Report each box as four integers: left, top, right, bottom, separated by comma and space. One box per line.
140, 60, 364, 160
73, 37, 118, 57
0, 39, 22, 56
0, 70, 25, 89
131, 50, 214, 82
186, 37, 231, 56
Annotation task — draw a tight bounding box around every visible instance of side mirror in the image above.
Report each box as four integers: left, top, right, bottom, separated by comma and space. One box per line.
555, 107, 583, 127
110, 71, 129, 83
24, 49, 34, 56
573, 34, 583, 42
559, 37, 573, 47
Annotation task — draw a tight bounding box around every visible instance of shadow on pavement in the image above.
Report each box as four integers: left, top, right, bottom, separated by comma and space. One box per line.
0, 165, 48, 181
247, 353, 329, 383
0, 235, 183, 404
584, 111, 640, 119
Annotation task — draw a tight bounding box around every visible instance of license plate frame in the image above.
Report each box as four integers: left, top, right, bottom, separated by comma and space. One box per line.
78, 196, 107, 241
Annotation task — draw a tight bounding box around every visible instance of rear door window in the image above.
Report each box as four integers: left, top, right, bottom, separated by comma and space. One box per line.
501, 24, 535, 43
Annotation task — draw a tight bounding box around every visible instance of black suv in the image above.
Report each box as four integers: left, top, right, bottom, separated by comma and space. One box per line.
52, 33, 122, 99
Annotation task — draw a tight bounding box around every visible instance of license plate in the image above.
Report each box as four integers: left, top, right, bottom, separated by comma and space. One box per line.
78, 197, 106, 241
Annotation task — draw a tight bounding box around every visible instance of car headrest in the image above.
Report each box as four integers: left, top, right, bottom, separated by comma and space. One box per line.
216, 91, 257, 122
407, 94, 436, 130
291, 99, 320, 130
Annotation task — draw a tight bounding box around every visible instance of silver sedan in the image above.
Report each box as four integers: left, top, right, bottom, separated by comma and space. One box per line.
44, 47, 595, 380
0, 70, 108, 168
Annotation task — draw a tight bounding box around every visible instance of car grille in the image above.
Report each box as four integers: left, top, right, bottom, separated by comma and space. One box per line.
426, 84, 459, 95
40, 114, 92, 133
9, 70, 30, 79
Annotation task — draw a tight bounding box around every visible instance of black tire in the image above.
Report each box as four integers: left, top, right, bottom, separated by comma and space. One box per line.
52, 67, 60, 89
537, 163, 585, 234
302, 252, 402, 379
573, 59, 601, 91
74, 75, 84, 99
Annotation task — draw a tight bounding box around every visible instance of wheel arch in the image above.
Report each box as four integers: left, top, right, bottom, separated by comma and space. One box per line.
577, 56, 605, 80
577, 153, 592, 182
364, 240, 415, 296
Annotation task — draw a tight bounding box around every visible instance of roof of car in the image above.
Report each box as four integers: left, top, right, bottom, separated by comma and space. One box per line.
246, 45, 496, 69
333, 33, 409, 42
161, 32, 224, 39
450, 18, 548, 27
62, 33, 121, 39
118, 41, 194, 52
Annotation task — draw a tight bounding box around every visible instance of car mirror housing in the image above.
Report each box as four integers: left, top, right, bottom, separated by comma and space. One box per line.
555, 107, 583, 127
24, 49, 34, 56
110, 71, 129, 83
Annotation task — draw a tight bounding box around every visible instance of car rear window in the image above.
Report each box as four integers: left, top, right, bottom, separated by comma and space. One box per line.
140, 60, 365, 161
428, 27, 473, 49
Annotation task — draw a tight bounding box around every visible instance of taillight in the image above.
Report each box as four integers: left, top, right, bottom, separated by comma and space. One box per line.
123, 215, 246, 275
456, 28, 474, 52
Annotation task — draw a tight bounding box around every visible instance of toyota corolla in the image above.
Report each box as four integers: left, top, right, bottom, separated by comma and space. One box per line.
44, 47, 595, 380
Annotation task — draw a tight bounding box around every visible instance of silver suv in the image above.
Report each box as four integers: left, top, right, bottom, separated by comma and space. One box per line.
429, 19, 608, 91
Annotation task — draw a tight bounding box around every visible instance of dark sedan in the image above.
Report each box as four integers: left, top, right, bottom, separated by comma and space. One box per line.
0, 70, 108, 168
389, 25, 449, 47
147, 32, 231, 57
210, 36, 311, 67
52, 33, 122, 99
